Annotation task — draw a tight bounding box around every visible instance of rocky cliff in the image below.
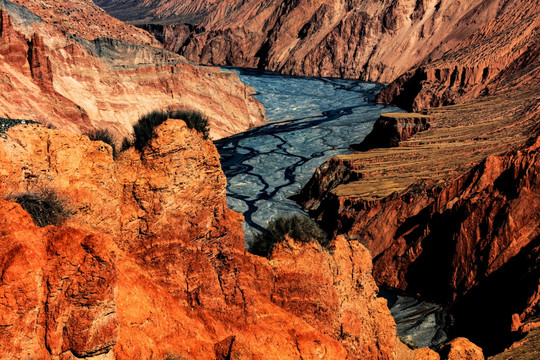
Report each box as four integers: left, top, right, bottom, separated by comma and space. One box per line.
350, 112, 431, 151
97, 0, 540, 85
0, 121, 445, 359
0, 1, 265, 140
297, 82, 540, 355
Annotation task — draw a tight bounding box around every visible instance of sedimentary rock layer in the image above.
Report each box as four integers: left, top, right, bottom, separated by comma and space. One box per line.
297, 88, 540, 354
377, 0, 540, 110
0, 2, 265, 140
350, 112, 431, 151
9, 0, 159, 46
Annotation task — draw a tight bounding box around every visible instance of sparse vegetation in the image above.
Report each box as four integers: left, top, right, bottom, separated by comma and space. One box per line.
85, 129, 118, 158
250, 214, 329, 257
0, 118, 37, 133
129, 110, 209, 152
168, 110, 209, 140
120, 137, 133, 152
10, 189, 72, 227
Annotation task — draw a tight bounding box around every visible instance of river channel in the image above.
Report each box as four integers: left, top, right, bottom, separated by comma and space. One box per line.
215, 68, 400, 241
215, 68, 448, 349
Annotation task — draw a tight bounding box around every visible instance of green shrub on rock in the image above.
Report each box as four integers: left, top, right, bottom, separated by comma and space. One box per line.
10, 189, 72, 227
85, 128, 118, 158
250, 214, 329, 258
168, 110, 209, 140
128, 110, 209, 152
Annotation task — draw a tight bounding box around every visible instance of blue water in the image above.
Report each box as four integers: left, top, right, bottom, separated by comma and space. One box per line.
215, 68, 402, 242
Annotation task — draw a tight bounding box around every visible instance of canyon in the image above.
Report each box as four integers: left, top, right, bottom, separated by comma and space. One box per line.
98, 0, 539, 90
0, 0, 538, 358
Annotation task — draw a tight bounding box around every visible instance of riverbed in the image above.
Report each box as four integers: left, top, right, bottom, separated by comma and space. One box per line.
215, 68, 448, 349
215, 68, 401, 241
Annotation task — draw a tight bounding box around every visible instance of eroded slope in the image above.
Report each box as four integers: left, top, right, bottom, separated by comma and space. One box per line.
0, 2, 265, 139
97, 0, 540, 85
0, 121, 441, 360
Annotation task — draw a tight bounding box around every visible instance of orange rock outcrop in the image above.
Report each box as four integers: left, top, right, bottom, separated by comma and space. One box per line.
439, 338, 484, 360
0, 121, 441, 359
0, 4, 265, 140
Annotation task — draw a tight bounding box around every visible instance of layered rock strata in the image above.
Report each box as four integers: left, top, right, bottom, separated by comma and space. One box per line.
377, 0, 540, 110
297, 89, 540, 354
0, 3, 265, 140
0, 121, 441, 359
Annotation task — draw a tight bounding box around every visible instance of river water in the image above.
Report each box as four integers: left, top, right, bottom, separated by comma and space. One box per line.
215, 68, 448, 349
215, 68, 400, 240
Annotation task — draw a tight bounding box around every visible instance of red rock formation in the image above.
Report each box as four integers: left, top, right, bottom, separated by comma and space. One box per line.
350, 112, 431, 151
0, 7, 265, 139
0, 200, 118, 359
98, 0, 540, 85
10, 0, 159, 46
298, 123, 540, 354
438, 338, 484, 360
0, 121, 441, 359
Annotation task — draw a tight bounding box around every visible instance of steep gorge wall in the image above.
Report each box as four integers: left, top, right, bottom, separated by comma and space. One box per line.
377, 0, 540, 110
99, 0, 540, 89
297, 112, 540, 354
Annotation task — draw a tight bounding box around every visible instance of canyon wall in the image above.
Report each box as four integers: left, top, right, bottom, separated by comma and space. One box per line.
0, 1, 265, 140
299, 100, 540, 354
296, 86, 540, 356
0, 121, 443, 360
97, 0, 540, 87
377, 0, 540, 110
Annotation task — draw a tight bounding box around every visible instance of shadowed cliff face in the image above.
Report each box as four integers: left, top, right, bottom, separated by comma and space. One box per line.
0, 122, 442, 360
98, 0, 540, 86
0, 3, 265, 140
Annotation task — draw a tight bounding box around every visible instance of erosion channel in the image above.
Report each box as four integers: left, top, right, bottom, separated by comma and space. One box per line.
215, 68, 449, 349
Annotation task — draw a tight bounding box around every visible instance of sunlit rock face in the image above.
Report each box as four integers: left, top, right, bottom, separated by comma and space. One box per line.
99, 0, 539, 89
0, 122, 439, 360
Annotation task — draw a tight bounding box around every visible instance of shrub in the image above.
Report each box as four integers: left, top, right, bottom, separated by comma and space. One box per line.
120, 137, 133, 152
85, 129, 118, 158
10, 189, 72, 227
132, 110, 169, 151
168, 110, 209, 140
250, 214, 329, 257
132, 110, 209, 151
